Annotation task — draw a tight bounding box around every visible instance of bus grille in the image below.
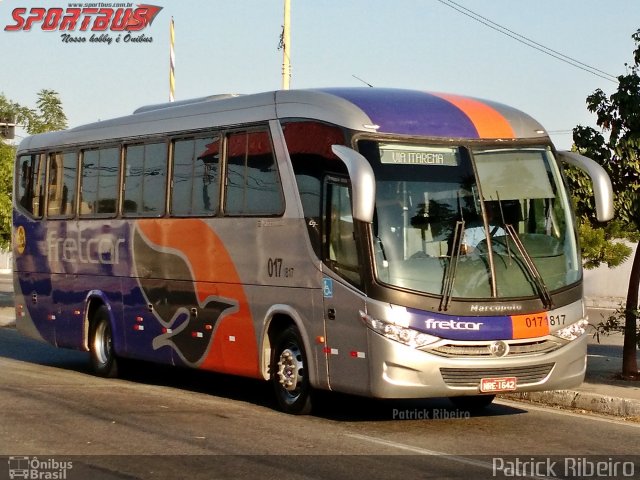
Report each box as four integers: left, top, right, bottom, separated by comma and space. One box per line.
440, 363, 554, 388
427, 339, 564, 358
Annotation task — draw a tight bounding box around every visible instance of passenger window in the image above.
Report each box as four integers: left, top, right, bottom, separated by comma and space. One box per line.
124, 142, 167, 217
171, 135, 220, 216
80, 147, 120, 216
284, 120, 348, 258
224, 130, 284, 216
17, 154, 46, 218
47, 152, 77, 218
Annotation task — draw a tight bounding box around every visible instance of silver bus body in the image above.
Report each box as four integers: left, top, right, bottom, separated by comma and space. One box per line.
12, 88, 612, 413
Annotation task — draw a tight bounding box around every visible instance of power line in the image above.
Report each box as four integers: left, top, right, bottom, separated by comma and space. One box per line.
436, 0, 618, 83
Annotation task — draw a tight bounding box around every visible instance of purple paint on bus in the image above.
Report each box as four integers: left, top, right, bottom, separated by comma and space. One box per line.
319, 88, 480, 138
405, 307, 514, 341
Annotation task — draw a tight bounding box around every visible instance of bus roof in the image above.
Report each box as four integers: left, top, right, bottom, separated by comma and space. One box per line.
17, 88, 549, 152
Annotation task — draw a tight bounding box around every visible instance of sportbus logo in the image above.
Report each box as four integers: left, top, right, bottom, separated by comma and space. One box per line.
3, 3, 163, 45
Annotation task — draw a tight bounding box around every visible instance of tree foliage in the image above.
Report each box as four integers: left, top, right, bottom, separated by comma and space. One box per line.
0, 143, 13, 248
566, 28, 640, 379
27, 89, 68, 134
577, 222, 633, 270
0, 90, 68, 249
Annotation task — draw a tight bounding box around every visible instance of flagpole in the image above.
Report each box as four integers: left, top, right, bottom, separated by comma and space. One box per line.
281, 0, 291, 90
169, 16, 175, 102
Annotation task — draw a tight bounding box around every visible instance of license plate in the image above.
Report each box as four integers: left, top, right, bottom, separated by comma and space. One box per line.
480, 376, 517, 392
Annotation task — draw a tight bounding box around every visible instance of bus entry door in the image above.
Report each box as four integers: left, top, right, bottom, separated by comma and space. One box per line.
322, 179, 370, 395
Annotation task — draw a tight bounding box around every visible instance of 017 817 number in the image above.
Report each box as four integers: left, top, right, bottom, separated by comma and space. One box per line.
267, 258, 294, 279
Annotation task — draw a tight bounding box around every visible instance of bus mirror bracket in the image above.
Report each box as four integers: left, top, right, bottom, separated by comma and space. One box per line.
557, 150, 614, 222
331, 145, 376, 223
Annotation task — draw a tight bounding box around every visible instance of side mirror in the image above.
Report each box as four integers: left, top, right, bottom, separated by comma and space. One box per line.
557, 151, 614, 222
331, 145, 376, 223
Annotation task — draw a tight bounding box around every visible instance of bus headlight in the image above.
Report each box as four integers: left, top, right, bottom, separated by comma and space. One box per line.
553, 319, 589, 341
360, 311, 439, 348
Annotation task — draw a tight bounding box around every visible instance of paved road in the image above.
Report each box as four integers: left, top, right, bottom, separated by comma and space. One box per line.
1, 328, 639, 480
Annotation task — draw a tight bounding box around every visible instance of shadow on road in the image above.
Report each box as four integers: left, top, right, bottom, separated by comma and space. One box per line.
0, 326, 528, 421
0, 291, 13, 307
0, 326, 90, 372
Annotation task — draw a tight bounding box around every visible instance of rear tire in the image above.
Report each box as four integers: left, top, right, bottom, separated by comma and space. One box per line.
89, 305, 119, 378
449, 394, 495, 411
271, 326, 313, 415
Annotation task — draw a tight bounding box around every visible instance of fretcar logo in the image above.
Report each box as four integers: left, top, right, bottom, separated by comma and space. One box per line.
424, 319, 484, 331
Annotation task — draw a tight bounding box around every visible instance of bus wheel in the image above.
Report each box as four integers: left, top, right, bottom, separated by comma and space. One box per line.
449, 394, 495, 411
271, 326, 313, 415
89, 306, 119, 378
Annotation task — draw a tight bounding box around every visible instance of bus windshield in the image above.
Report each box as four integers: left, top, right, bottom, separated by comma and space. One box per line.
361, 141, 579, 302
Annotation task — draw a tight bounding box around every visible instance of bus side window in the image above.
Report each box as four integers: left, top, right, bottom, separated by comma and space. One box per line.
325, 180, 361, 285
80, 147, 120, 217
47, 152, 77, 218
284, 120, 348, 259
17, 154, 46, 218
124, 142, 167, 217
224, 130, 284, 216
171, 135, 220, 216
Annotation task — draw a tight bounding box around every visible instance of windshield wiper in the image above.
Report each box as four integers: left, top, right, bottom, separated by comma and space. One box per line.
503, 224, 554, 309
440, 220, 464, 311
376, 235, 389, 268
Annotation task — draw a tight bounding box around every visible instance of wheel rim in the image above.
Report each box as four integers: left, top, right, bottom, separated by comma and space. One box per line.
276, 345, 306, 402
93, 321, 112, 366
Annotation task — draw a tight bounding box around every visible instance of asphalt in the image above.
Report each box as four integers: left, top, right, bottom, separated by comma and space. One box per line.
0, 279, 638, 420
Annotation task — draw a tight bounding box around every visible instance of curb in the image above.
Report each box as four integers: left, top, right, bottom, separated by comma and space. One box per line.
504, 390, 640, 418
0, 316, 15, 328
0, 317, 15, 327
0, 305, 15, 328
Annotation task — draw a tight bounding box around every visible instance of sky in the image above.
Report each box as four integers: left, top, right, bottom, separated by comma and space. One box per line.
0, 0, 638, 150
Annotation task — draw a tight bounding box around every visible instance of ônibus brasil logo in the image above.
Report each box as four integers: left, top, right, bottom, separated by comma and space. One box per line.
3, 3, 163, 45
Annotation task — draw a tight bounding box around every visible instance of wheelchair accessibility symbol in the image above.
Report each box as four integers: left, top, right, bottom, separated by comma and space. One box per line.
323, 278, 333, 298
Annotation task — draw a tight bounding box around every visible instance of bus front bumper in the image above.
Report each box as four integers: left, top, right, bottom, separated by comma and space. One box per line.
366, 330, 587, 399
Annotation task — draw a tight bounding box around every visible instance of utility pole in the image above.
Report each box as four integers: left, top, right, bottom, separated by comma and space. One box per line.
0, 116, 16, 140
281, 0, 291, 90
169, 17, 175, 102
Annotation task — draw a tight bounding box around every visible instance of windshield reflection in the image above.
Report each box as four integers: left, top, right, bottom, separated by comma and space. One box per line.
359, 141, 579, 303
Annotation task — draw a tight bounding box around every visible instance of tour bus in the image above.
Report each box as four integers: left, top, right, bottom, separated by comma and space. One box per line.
13, 88, 613, 414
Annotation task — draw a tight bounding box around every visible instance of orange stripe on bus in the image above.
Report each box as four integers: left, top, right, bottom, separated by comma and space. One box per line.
510, 313, 550, 339
136, 219, 260, 378
434, 93, 515, 139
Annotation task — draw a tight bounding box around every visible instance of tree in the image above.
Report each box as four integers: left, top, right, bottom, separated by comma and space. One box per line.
568, 29, 640, 380
0, 90, 68, 249
26, 89, 68, 134
0, 143, 13, 248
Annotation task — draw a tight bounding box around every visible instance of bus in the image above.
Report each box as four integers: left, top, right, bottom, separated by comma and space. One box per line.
13, 88, 613, 414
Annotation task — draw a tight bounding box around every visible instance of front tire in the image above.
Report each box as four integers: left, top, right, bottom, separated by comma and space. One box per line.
89, 305, 119, 378
271, 326, 313, 415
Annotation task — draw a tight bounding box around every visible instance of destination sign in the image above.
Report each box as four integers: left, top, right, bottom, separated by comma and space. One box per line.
379, 145, 459, 166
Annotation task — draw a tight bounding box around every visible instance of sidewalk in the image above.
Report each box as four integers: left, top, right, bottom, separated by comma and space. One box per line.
0, 292, 13, 327
1, 298, 639, 419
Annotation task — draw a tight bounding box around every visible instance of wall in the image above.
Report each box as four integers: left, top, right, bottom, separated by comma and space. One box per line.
0, 250, 11, 274
583, 241, 637, 309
